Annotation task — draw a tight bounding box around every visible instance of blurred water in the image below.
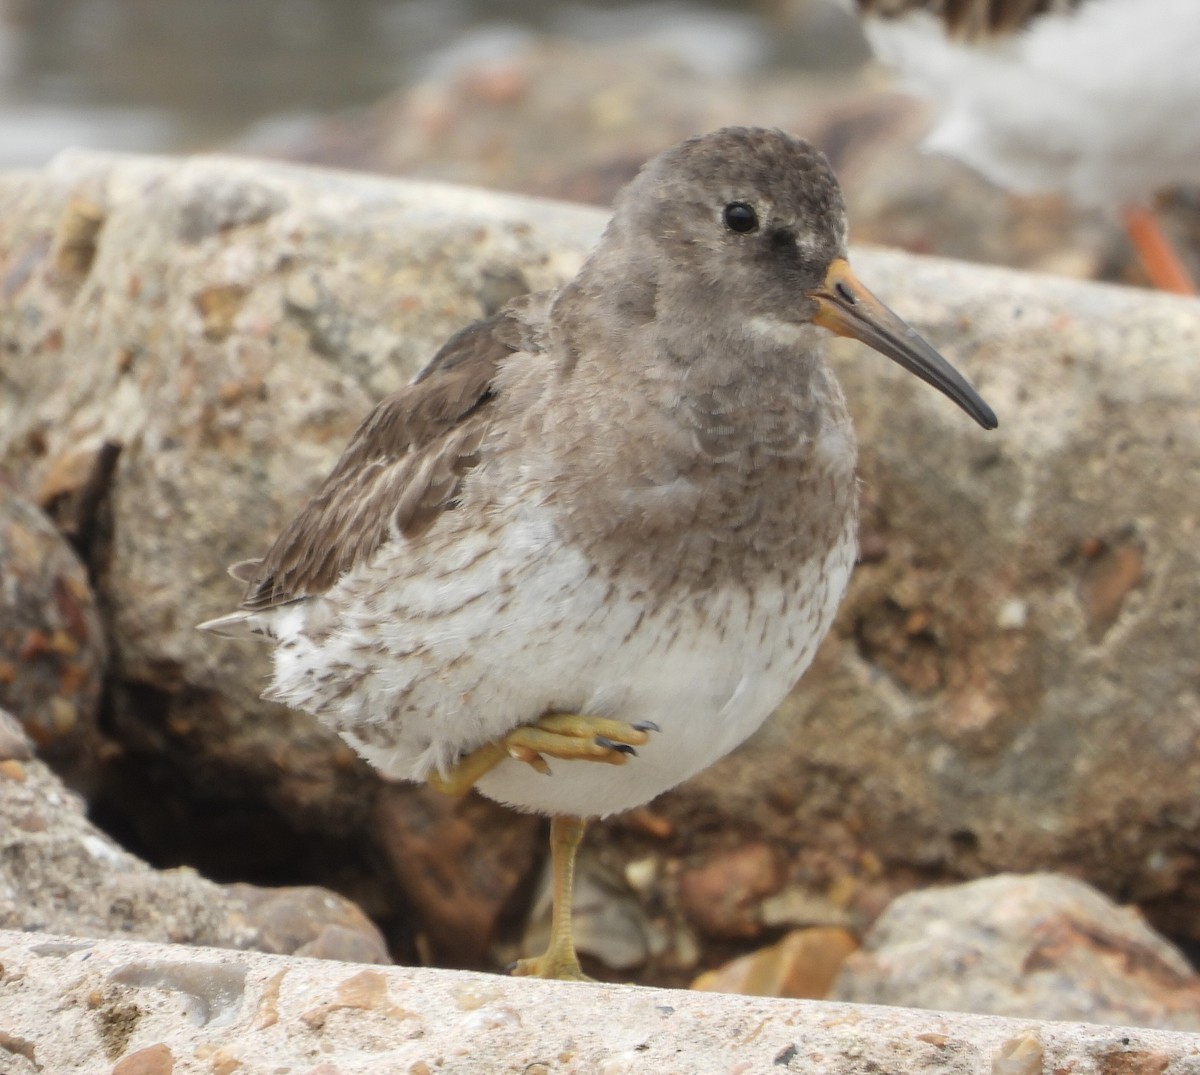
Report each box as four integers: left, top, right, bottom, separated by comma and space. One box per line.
0, 0, 865, 167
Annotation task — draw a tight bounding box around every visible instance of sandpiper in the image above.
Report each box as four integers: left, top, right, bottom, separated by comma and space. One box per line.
853, 0, 1200, 293
201, 127, 996, 980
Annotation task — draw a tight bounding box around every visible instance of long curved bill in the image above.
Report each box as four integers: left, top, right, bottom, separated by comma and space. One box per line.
808, 258, 998, 430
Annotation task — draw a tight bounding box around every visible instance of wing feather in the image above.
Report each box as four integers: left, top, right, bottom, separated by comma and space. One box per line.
235, 304, 531, 612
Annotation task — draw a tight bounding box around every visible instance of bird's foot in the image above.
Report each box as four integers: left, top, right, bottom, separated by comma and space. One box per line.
427, 714, 659, 796
509, 949, 594, 982
511, 713, 659, 770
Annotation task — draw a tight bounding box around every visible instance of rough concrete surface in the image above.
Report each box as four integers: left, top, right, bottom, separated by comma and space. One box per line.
2, 929, 1200, 1075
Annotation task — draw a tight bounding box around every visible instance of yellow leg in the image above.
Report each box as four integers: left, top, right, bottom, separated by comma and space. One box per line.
426, 741, 513, 796
427, 713, 658, 797
511, 815, 592, 981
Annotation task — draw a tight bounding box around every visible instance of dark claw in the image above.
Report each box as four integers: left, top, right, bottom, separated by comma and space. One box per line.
595, 735, 637, 756
631, 720, 661, 734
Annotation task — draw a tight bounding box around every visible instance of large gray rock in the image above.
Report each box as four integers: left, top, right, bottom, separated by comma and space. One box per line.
0, 483, 107, 785
0, 150, 563, 968
0, 150, 590, 831
0, 150, 1199, 977
832, 874, 1200, 1031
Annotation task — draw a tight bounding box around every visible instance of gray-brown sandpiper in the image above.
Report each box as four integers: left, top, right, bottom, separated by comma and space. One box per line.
201, 126, 997, 980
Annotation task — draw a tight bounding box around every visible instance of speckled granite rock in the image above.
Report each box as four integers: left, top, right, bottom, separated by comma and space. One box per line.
0, 482, 107, 785
2, 929, 1198, 1075
0, 708, 387, 964
832, 874, 1200, 1031
0, 150, 560, 969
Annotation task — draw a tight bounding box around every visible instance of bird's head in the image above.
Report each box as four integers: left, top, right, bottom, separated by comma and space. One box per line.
610, 126, 997, 430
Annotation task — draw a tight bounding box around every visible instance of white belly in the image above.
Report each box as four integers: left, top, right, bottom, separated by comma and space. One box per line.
263, 512, 856, 818
475, 541, 853, 817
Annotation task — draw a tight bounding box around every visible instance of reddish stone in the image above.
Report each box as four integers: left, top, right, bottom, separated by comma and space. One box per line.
676, 843, 783, 940
373, 786, 541, 968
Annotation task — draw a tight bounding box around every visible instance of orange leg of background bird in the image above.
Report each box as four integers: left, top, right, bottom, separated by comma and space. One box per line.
1122, 204, 1197, 295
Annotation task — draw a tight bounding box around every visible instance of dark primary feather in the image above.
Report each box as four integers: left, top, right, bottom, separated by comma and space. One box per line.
236, 306, 529, 612
855, 0, 1082, 39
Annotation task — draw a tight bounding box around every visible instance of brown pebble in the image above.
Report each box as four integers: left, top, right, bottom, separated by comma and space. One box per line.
210, 1049, 243, 1075
18, 628, 52, 660
253, 968, 288, 1030
903, 607, 931, 635
691, 927, 858, 999
1097, 1049, 1171, 1075
0, 759, 27, 782
0, 1031, 36, 1064
54, 195, 105, 277
112, 1043, 174, 1075
992, 1031, 1043, 1075
677, 843, 782, 939
194, 284, 248, 341
14, 810, 47, 832
218, 377, 265, 407
463, 64, 528, 106
300, 969, 414, 1029
1079, 539, 1143, 640
624, 806, 674, 839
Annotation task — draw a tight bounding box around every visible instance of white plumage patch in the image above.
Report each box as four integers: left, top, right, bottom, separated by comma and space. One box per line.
258, 500, 856, 819
863, 0, 1200, 204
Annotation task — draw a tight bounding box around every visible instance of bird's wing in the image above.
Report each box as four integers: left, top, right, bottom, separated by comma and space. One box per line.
854, 0, 1081, 39
233, 302, 538, 613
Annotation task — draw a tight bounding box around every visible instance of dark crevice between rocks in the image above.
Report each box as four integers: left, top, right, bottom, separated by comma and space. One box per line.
86, 678, 423, 966
41, 440, 122, 577
85, 729, 424, 967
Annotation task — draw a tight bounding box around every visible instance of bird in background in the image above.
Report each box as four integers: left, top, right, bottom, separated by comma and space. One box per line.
201, 127, 996, 980
853, 0, 1200, 293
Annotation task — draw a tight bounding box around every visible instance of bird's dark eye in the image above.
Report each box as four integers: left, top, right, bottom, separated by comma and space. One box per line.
723, 202, 758, 233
